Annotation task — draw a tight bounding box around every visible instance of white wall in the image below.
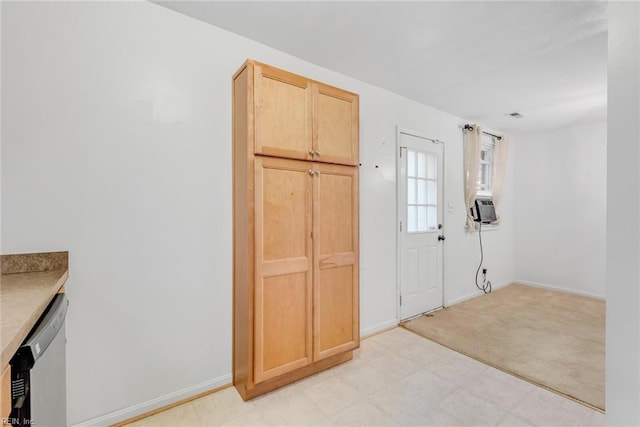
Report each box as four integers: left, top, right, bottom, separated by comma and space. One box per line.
606, 1, 640, 424
513, 121, 607, 298
443, 130, 516, 306
1, 1, 515, 424
0, 0, 3, 248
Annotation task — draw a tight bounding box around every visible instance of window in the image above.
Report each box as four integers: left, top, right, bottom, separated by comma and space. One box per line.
477, 134, 495, 196
406, 149, 438, 233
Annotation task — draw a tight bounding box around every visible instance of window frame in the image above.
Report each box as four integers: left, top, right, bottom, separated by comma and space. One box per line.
477, 134, 495, 198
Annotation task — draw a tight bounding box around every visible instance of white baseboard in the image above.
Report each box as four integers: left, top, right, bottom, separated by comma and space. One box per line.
71, 373, 232, 427
360, 318, 398, 338
515, 280, 605, 300
445, 280, 512, 307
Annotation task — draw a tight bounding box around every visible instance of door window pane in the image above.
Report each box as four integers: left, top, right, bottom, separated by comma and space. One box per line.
417, 152, 427, 178
408, 206, 417, 232
427, 180, 437, 204
417, 206, 427, 231
427, 206, 437, 230
417, 180, 427, 204
427, 155, 437, 179
408, 178, 416, 204
405, 148, 439, 234
408, 151, 416, 177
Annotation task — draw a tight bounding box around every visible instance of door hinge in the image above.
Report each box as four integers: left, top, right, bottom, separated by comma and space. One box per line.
400, 221, 403, 232
400, 294, 402, 305
399, 147, 403, 158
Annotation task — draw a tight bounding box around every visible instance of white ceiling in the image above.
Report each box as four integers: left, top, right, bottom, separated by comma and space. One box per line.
156, 1, 607, 135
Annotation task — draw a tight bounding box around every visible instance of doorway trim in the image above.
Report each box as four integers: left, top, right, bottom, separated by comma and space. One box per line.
396, 126, 446, 321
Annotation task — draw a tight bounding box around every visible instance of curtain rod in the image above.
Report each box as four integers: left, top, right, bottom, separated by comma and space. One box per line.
462, 124, 502, 140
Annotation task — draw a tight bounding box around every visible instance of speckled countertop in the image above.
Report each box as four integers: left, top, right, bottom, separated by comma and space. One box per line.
0, 252, 68, 369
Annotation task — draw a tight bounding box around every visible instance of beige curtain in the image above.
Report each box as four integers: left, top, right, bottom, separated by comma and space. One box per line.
491, 135, 509, 224
463, 125, 482, 231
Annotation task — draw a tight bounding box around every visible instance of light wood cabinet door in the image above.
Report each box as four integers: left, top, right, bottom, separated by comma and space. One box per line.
1, 366, 10, 421
313, 83, 359, 166
254, 157, 313, 383
313, 164, 359, 360
254, 64, 313, 161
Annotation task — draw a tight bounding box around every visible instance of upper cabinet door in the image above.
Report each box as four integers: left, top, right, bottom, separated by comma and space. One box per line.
313, 83, 359, 166
254, 64, 313, 161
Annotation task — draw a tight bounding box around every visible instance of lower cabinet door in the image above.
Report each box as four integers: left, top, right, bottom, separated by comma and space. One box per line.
253, 156, 313, 383
313, 163, 360, 360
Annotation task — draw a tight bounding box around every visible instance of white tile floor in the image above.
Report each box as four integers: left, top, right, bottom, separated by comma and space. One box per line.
128, 328, 605, 426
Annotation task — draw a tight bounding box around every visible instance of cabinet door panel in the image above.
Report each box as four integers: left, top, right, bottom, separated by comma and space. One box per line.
318, 265, 355, 353
255, 65, 312, 160
255, 157, 313, 383
319, 173, 355, 255
313, 84, 359, 166
262, 166, 308, 260
314, 164, 359, 360
261, 273, 309, 371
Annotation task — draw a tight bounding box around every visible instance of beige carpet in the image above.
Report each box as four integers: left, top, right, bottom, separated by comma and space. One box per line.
403, 284, 605, 410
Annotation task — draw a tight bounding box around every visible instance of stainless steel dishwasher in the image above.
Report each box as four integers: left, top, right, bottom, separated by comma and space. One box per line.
10, 294, 68, 427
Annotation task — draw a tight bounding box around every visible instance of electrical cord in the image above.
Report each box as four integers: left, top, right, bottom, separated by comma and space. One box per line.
475, 221, 492, 294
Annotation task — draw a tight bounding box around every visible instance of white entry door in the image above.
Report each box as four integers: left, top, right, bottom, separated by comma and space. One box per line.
398, 131, 444, 320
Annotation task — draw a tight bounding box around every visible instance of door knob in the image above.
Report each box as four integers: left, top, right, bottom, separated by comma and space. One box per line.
315, 150, 320, 156
308, 170, 314, 176
308, 150, 314, 156
438, 235, 446, 241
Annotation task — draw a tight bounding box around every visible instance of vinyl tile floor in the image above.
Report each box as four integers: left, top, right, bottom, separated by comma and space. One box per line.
127, 327, 604, 426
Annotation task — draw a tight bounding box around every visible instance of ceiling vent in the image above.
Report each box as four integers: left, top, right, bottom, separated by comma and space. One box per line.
507, 112, 524, 118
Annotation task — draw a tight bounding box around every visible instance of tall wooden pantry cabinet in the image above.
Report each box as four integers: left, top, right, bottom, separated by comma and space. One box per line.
232, 60, 360, 400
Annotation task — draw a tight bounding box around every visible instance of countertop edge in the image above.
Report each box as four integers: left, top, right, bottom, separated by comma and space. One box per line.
1, 270, 68, 369
1, 251, 68, 275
